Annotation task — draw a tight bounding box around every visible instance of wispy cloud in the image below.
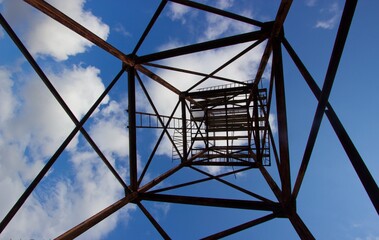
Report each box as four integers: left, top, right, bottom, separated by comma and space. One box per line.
114, 23, 131, 37
167, 2, 192, 24
305, 0, 317, 7
315, 2, 341, 30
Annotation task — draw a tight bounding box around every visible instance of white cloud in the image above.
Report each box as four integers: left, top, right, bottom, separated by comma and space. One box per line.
167, 2, 192, 23
0, 67, 17, 124
315, 2, 341, 30
0, 63, 135, 239
1, 148, 134, 240
1, 0, 109, 61
90, 100, 129, 158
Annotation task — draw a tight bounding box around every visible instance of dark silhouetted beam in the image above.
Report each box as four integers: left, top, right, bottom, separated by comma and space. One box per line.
24, 0, 133, 65
201, 213, 277, 240
137, 202, 171, 240
139, 193, 280, 211
190, 166, 275, 204
137, 30, 268, 63
282, 38, 379, 214
169, 0, 263, 27
24, 0, 182, 96
55, 193, 138, 240
288, 213, 315, 240
128, 68, 138, 190
292, 0, 358, 200
249, 0, 292, 101
132, 0, 167, 55
0, 14, 128, 233
143, 62, 242, 84
273, 37, 291, 202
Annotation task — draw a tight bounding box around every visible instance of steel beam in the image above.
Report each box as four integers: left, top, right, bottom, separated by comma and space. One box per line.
282, 38, 379, 214
181, 97, 188, 161
249, 0, 292, 101
132, 0, 167, 55
139, 193, 280, 211
273, 37, 291, 203
128, 68, 138, 190
0, 14, 128, 233
288, 212, 315, 240
168, 0, 263, 27
190, 166, 274, 203
201, 213, 277, 240
24, 0, 133, 65
135, 73, 182, 185
137, 202, 171, 240
24, 0, 182, 96
138, 30, 268, 63
186, 38, 265, 93
292, 0, 358, 200
55, 193, 138, 240
143, 62, 242, 85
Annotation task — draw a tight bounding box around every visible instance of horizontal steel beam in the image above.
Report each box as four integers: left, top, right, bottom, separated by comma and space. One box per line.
137, 30, 269, 63
139, 193, 280, 211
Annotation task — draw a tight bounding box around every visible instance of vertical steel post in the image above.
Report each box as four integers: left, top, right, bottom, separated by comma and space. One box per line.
253, 87, 262, 163
181, 96, 188, 162
273, 36, 291, 203
128, 67, 138, 191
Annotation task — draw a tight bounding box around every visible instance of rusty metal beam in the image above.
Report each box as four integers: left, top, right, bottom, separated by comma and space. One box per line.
190, 166, 275, 204
149, 166, 255, 194
186, 38, 265, 93
0, 14, 129, 233
135, 72, 183, 162
24, 0, 182, 96
135, 63, 182, 95
143, 62, 242, 85
132, 0, 168, 55
200, 213, 277, 240
282, 38, 379, 214
55, 193, 138, 240
137, 202, 171, 240
273, 36, 291, 203
259, 166, 282, 201
249, 0, 292, 103
128, 67, 138, 191
288, 212, 315, 240
292, 0, 358, 200
181, 97, 188, 162
255, 0, 292, 81
137, 30, 268, 63
139, 193, 280, 211
168, 0, 263, 27
24, 0, 133, 64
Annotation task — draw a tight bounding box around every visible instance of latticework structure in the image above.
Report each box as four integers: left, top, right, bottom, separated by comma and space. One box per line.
1, 0, 378, 239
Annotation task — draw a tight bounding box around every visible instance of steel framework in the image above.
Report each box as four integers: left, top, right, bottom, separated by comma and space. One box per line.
1, 0, 378, 239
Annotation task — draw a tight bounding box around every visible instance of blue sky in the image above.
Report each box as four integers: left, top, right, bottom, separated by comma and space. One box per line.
0, 0, 378, 239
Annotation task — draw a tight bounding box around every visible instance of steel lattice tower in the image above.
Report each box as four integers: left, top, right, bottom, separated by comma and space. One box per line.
1, 0, 378, 239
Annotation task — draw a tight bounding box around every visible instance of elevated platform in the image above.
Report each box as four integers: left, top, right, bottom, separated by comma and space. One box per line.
173, 82, 271, 166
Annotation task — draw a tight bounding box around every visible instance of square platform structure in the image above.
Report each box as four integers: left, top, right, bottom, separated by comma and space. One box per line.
181, 82, 270, 167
